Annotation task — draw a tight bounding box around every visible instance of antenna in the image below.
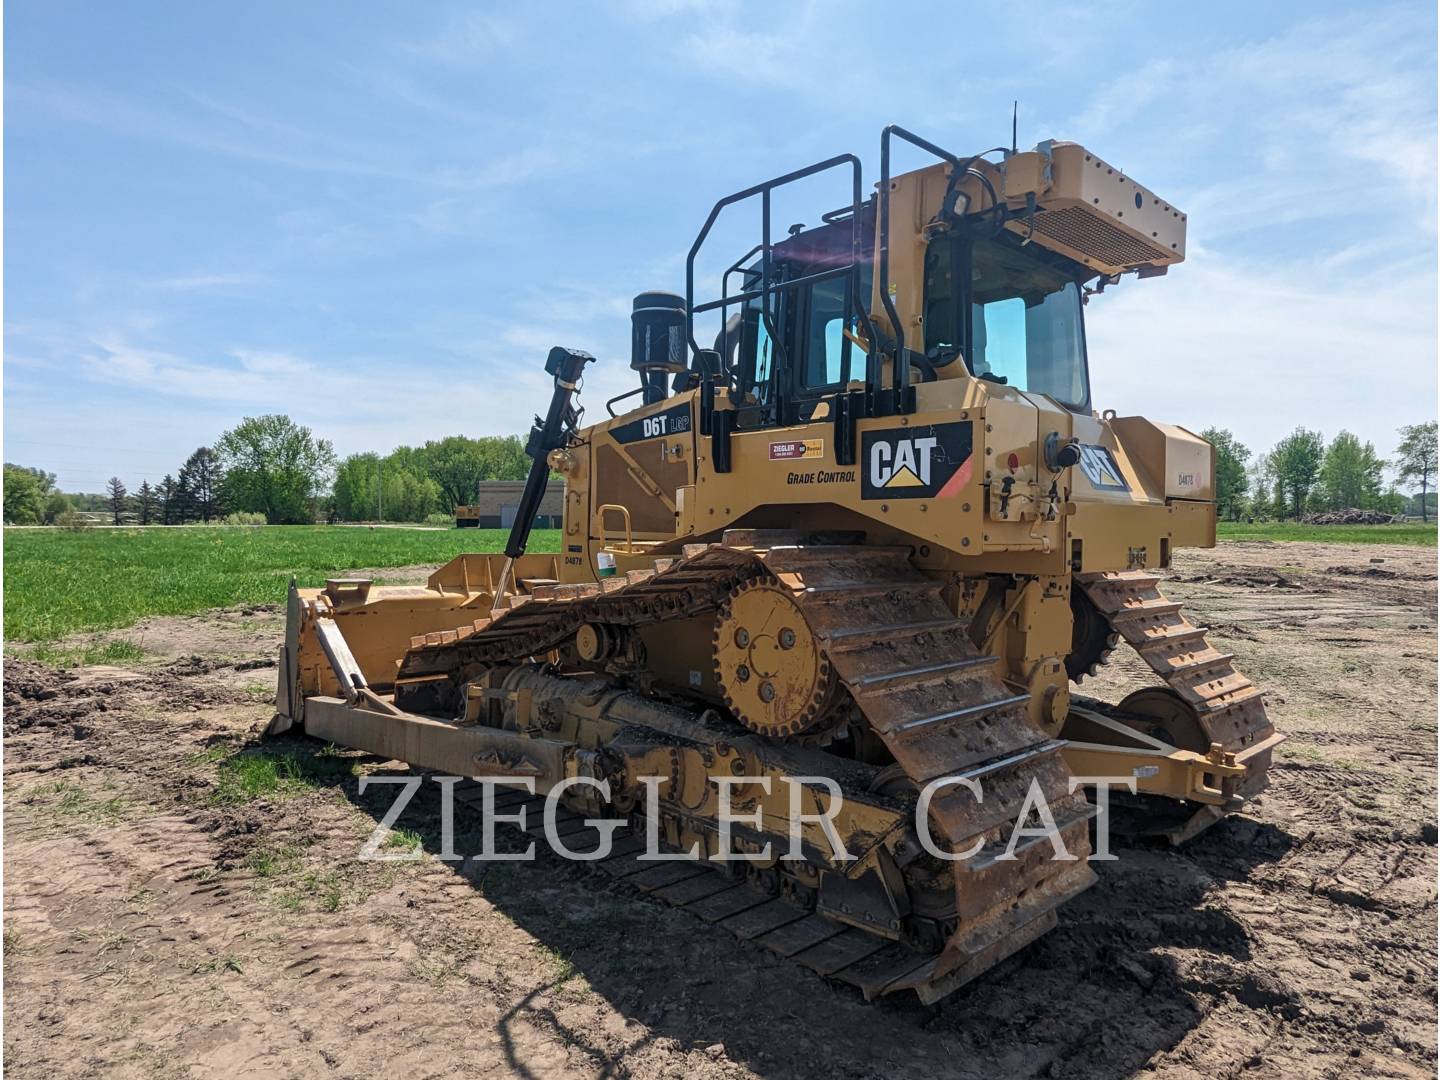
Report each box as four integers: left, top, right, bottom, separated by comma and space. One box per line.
1011, 101, 1019, 154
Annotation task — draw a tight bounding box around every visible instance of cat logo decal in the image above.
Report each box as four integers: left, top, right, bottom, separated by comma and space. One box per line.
861, 422, 973, 500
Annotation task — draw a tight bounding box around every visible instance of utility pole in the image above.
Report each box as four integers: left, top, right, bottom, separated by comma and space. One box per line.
376, 458, 382, 522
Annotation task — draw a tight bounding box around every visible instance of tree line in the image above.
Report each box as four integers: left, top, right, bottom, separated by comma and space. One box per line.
7, 414, 1435, 527
1205, 421, 1437, 523
330, 434, 529, 523
3, 414, 531, 526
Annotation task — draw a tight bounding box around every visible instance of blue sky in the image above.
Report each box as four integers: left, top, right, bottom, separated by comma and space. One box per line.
5, 1, 1436, 492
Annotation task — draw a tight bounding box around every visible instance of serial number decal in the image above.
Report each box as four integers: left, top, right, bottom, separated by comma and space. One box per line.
610, 402, 692, 445
1175, 471, 1203, 488
786, 469, 856, 486
861, 421, 973, 500
769, 438, 824, 461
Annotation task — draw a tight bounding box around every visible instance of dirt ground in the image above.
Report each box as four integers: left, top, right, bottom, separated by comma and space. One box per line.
3, 541, 1436, 1079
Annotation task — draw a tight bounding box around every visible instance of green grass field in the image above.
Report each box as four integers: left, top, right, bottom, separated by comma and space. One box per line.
3, 526, 558, 644
1216, 521, 1437, 545
4, 521, 1432, 648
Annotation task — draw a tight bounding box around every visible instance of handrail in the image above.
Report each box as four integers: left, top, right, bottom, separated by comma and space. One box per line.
691, 263, 856, 315
877, 126, 965, 412
877, 127, 1012, 413
684, 153, 873, 408
593, 503, 638, 555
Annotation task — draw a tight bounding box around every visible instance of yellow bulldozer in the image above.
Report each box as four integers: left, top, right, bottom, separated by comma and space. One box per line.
271, 127, 1281, 1003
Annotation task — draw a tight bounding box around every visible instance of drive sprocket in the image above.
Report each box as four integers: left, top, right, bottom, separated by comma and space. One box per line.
712, 578, 844, 741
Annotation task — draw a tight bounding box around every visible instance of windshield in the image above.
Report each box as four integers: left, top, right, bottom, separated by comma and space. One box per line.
923, 233, 1092, 411
971, 281, 1089, 408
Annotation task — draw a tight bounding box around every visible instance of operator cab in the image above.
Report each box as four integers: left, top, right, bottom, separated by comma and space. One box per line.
726, 203, 876, 430
650, 129, 1184, 470
722, 185, 1098, 432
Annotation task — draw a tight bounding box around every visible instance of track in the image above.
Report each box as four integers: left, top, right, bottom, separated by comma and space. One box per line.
1075, 570, 1277, 835
395, 532, 1096, 1002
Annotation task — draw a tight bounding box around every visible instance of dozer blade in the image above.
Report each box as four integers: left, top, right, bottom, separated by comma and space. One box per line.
272, 553, 564, 732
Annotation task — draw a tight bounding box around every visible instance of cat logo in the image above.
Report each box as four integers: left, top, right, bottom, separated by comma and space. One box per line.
870, 436, 937, 489
1077, 444, 1130, 492
860, 422, 973, 500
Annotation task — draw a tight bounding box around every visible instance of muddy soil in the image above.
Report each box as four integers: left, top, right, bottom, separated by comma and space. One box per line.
3, 541, 1436, 1079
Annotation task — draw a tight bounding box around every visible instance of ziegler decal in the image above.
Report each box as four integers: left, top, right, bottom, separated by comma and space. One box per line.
610, 403, 692, 445
769, 438, 823, 460
861, 422, 973, 500
1077, 444, 1130, 492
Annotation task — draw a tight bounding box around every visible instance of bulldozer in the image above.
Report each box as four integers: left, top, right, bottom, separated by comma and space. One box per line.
271, 127, 1282, 1003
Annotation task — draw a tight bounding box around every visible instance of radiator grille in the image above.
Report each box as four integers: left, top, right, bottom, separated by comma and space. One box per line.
1031, 205, 1172, 267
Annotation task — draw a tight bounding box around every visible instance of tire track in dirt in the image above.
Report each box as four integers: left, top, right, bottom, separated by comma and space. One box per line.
3, 538, 1436, 1079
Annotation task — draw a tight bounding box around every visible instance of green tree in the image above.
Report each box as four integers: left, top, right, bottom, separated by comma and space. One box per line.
416, 434, 530, 510
333, 451, 443, 522
106, 477, 129, 525
1395, 421, 1438, 523
381, 466, 442, 522
419, 436, 487, 510
178, 447, 225, 522
1268, 428, 1325, 520
215, 415, 336, 525
1201, 428, 1250, 521
158, 474, 179, 525
1317, 431, 1386, 511
3, 463, 53, 524
332, 452, 381, 521
67, 491, 108, 513
43, 490, 72, 524
136, 480, 158, 525
1377, 488, 1407, 516
1246, 454, 1271, 521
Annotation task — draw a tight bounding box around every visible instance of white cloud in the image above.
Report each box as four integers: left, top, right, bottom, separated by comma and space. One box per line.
1086, 249, 1436, 455
148, 273, 258, 291
678, 5, 846, 96
398, 12, 521, 67
1065, 5, 1436, 460
617, 0, 718, 19
10, 81, 556, 194
1061, 7, 1437, 232
232, 350, 309, 374
45, 330, 630, 461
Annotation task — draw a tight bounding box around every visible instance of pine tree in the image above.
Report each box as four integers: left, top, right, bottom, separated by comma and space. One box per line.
137, 479, 157, 525
158, 474, 179, 525
171, 471, 196, 524
106, 476, 129, 525
178, 446, 224, 522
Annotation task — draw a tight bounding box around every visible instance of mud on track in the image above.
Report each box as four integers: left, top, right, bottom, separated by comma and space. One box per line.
3, 542, 1436, 1079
